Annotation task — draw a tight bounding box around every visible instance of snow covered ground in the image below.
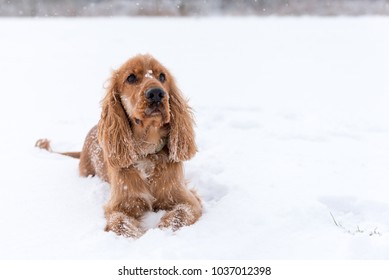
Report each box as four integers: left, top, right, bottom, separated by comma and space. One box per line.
0, 17, 389, 259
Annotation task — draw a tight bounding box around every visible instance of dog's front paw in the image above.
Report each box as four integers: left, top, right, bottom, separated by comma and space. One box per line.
158, 204, 197, 231
105, 211, 145, 238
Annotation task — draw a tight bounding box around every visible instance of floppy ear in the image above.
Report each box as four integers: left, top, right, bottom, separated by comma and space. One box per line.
167, 80, 197, 162
98, 72, 137, 168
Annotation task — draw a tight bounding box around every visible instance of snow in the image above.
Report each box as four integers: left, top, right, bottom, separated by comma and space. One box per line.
1, 17, 389, 259
145, 69, 153, 78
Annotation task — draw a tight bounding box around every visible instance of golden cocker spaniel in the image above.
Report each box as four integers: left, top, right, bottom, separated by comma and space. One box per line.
36, 54, 202, 238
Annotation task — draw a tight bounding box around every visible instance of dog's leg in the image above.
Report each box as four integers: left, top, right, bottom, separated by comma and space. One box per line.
105, 211, 145, 239
158, 189, 202, 231
104, 194, 153, 238
104, 170, 153, 238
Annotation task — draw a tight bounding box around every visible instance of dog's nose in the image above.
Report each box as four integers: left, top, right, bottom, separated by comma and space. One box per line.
145, 88, 165, 103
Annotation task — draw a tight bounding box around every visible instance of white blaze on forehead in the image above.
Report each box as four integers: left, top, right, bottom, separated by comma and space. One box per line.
145, 70, 153, 79
120, 95, 134, 116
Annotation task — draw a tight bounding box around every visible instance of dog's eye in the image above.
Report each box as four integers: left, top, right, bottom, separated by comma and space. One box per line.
127, 74, 137, 84
159, 73, 166, 83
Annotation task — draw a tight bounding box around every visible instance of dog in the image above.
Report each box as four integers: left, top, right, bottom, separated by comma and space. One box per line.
36, 54, 202, 238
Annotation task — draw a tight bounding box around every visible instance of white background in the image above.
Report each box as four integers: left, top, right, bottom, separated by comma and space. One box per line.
0, 17, 389, 259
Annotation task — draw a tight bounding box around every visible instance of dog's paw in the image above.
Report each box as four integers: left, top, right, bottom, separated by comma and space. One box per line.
158, 204, 196, 231
105, 211, 145, 239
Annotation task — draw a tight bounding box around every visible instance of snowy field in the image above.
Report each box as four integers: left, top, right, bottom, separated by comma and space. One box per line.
0, 17, 389, 259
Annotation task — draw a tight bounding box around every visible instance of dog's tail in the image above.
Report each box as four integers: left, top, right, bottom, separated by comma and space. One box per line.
35, 138, 81, 159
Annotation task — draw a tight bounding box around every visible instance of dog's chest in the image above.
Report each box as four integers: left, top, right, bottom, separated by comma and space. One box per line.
133, 159, 155, 181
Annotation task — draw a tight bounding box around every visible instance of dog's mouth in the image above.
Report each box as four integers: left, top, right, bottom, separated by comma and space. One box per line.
145, 102, 165, 117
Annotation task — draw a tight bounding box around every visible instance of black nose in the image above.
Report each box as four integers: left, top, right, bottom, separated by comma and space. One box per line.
145, 88, 165, 103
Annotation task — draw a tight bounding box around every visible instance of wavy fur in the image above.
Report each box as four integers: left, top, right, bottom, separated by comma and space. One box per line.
36, 54, 202, 238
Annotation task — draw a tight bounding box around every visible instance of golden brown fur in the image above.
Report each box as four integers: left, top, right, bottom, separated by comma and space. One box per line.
36, 54, 202, 238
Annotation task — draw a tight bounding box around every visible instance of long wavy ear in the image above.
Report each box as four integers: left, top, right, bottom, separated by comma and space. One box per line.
168, 79, 197, 162
98, 72, 137, 168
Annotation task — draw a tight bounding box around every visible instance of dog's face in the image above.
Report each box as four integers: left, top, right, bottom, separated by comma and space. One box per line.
115, 55, 171, 128
99, 54, 196, 167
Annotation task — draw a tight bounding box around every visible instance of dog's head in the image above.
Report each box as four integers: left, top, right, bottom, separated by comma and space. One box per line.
98, 54, 196, 168
116, 55, 171, 128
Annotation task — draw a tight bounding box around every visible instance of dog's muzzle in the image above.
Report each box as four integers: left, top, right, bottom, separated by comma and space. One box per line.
144, 87, 167, 116
145, 87, 165, 104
